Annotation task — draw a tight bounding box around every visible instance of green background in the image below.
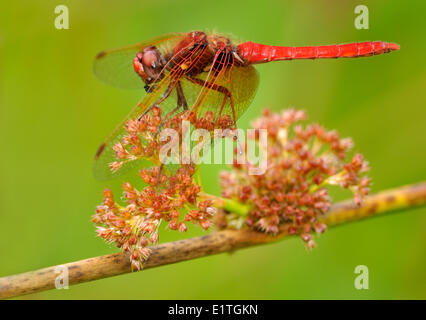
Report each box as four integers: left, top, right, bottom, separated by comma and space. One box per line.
1, 0, 425, 299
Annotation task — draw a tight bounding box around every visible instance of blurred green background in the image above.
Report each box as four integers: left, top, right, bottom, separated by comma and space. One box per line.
1, 0, 425, 299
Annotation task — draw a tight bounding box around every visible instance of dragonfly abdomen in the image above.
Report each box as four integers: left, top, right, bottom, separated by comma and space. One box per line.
238, 41, 400, 64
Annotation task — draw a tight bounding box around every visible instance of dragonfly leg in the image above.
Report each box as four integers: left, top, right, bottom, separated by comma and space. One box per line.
176, 81, 188, 110
154, 81, 188, 137
138, 81, 176, 121
186, 75, 243, 156
185, 76, 236, 129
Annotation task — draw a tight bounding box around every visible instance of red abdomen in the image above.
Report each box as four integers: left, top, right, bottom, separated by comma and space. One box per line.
237, 41, 400, 64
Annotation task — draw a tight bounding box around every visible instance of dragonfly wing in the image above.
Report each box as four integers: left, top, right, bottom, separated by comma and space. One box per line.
93, 64, 187, 180
186, 62, 259, 124
92, 100, 151, 181
93, 33, 185, 89
93, 34, 260, 180
223, 65, 259, 120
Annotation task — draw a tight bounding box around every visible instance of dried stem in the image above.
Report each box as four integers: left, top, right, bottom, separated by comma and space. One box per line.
1, 182, 425, 299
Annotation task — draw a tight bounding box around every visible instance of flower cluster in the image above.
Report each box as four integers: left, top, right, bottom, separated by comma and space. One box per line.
93, 164, 216, 270
219, 109, 370, 249
94, 106, 237, 269
94, 107, 370, 269
108, 107, 162, 173
109, 108, 234, 173
188, 110, 234, 131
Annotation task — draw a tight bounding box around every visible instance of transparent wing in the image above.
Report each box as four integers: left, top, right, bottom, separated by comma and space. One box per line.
93, 64, 259, 180
93, 35, 260, 181
93, 36, 210, 180
93, 33, 185, 89
187, 56, 260, 124
93, 67, 183, 180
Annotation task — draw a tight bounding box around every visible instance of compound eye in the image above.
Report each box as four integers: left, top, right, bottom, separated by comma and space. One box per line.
141, 46, 162, 69
142, 51, 159, 68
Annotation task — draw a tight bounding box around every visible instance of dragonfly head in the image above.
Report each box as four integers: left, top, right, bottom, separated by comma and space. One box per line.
133, 46, 165, 87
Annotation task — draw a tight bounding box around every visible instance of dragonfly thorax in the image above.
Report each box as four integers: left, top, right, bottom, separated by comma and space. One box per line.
133, 32, 243, 92
171, 32, 241, 77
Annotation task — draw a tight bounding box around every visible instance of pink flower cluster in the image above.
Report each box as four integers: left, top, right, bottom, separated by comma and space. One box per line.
219, 109, 370, 248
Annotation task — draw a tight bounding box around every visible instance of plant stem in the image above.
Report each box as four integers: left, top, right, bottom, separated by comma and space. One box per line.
0, 181, 425, 299
199, 192, 250, 216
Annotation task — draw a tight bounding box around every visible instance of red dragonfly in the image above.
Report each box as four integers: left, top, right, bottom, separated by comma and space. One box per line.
93, 31, 399, 180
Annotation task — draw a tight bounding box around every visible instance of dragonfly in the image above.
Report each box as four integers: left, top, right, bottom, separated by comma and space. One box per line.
93, 30, 399, 180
